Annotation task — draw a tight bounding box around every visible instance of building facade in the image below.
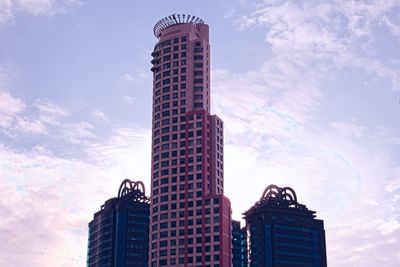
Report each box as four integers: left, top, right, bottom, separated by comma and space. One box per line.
232, 220, 247, 267
244, 185, 327, 267
149, 14, 232, 267
87, 179, 150, 267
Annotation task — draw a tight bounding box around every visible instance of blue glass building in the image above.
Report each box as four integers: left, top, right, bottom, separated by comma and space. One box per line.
232, 220, 247, 267
244, 185, 327, 267
87, 179, 150, 267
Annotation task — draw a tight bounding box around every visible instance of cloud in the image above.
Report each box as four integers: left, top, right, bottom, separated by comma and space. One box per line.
331, 122, 365, 138
120, 69, 147, 83
0, 0, 13, 24
34, 98, 69, 117
123, 95, 135, 104
34, 98, 69, 126
15, 116, 47, 134
212, 1, 400, 266
0, 127, 151, 267
0, 91, 76, 136
60, 121, 96, 144
0, 0, 81, 24
0, 90, 26, 128
239, 0, 400, 91
92, 109, 108, 121
121, 72, 134, 82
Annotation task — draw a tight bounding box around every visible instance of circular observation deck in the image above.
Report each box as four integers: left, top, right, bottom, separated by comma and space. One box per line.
153, 13, 205, 38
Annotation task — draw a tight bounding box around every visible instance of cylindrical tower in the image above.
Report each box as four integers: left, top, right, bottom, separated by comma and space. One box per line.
149, 14, 232, 267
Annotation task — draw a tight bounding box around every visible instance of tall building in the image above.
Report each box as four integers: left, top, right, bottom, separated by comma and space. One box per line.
149, 14, 232, 267
231, 220, 247, 267
87, 179, 150, 267
244, 185, 327, 267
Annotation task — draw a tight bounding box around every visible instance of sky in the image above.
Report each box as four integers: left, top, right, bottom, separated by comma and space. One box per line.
0, 0, 399, 266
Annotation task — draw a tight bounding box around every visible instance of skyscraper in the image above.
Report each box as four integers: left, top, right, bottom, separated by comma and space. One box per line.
244, 185, 327, 267
87, 179, 150, 267
231, 220, 247, 267
149, 14, 232, 267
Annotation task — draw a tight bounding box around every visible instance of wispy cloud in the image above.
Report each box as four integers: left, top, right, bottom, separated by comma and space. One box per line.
34, 98, 69, 126
34, 98, 69, 117
240, 0, 400, 90
15, 116, 47, 134
214, 1, 400, 266
123, 95, 135, 104
330, 121, 365, 138
0, 91, 26, 128
120, 69, 147, 83
60, 121, 96, 144
92, 109, 108, 121
0, 127, 150, 266
0, 0, 81, 24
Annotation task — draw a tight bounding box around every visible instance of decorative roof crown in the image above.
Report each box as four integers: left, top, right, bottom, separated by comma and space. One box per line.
117, 179, 149, 203
153, 14, 205, 38
253, 184, 307, 210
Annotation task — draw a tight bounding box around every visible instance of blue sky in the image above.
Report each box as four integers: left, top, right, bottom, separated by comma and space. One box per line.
1, 0, 400, 266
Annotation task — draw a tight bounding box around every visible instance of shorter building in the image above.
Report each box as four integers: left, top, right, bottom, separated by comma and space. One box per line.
87, 179, 150, 267
232, 220, 247, 267
244, 185, 327, 267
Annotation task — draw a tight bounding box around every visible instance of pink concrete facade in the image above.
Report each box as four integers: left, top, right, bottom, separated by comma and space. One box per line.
149, 16, 232, 267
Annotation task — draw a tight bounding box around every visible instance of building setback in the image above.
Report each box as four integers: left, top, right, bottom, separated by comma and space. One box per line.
231, 220, 247, 267
149, 14, 232, 267
244, 185, 327, 267
87, 179, 150, 267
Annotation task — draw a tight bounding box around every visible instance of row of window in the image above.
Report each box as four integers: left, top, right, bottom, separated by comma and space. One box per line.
152, 190, 202, 204
152, 203, 219, 216
153, 213, 220, 224
155, 85, 203, 99
153, 246, 220, 258
154, 256, 220, 267
152, 225, 221, 237
153, 36, 187, 52
154, 148, 203, 161
152, 234, 220, 250
160, 43, 187, 54
152, 172, 210, 187
153, 244, 220, 257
